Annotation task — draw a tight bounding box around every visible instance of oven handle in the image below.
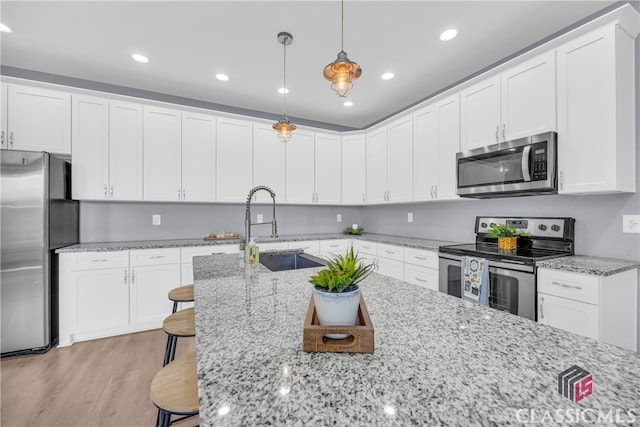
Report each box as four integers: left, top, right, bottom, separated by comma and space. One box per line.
438, 252, 534, 273
521, 145, 531, 182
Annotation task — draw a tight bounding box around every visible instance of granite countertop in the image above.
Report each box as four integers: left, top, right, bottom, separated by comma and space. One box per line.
537, 255, 640, 277
192, 254, 640, 426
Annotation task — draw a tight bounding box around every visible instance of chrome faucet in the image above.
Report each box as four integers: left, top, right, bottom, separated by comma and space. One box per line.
245, 186, 278, 243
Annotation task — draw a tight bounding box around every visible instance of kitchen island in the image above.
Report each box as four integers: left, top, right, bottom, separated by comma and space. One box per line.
193, 254, 638, 426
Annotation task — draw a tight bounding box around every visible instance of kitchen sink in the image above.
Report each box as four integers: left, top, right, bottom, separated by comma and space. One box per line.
259, 250, 326, 272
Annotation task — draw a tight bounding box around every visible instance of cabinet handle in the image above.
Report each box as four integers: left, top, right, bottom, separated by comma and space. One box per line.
502, 124, 506, 140
131, 270, 135, 284
91, 259, 110, 263
362, 194, 365, 203
384, 250, 395, 255
9, 131, 14, 146
150, 255, 165, 259
414, 256, 427, 260
110, 185, 113, 197
124, 269, 128, 285
551, 281, 582, 290
104, 185, 108, 197
430, 185, 434, 199
182, 189, 186, 200
178, 188, 181, 200
1, 130, 4, 147
540, 296, 544, 320
495, 125, 499, 142
559, 170, 564, 191
329, 244, 339, 248
415, 277, 427, 283
434, 185, 438, 199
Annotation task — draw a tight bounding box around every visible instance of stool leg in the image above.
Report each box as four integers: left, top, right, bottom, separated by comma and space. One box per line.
172, 301, 178, 313
162, 410, 171, 427
163, 334, 173, 367
169, 336, 178, 363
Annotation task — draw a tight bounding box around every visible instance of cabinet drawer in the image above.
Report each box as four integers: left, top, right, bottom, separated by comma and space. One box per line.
181, 244, 238, 262
404, 248, 438, 269
319, 239, 352, 256
377, 243, 404, 261
130, 248, 181, 267
287, 241, 321, 255
352, 240, 376, 255
538, 293, 599, 340
537, 268, 599, 305
377, 257, 404, 280
258, 242, 289, 252
63, 251, 129, 271
404, 264, 438, 291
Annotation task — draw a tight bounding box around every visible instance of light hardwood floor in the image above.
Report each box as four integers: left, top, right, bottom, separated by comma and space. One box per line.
1, 329, 198, 427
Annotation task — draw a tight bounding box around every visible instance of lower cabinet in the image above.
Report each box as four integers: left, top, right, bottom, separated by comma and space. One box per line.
537, 267, 637, 351
376, 243, 404, 281
403, 248, 439, 291
318, 239, 352, 259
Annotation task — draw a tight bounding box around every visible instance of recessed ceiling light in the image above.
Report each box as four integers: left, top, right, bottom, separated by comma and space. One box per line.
343, 101, 354, 107
278, 87, 289, 94
440, 29, 458, 41
216, 73, 229, 81
0, 23, 12, 33
381, 72, 394, 80
131, 53, 149, 63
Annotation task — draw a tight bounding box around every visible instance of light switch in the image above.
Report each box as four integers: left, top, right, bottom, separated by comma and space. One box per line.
257, 214, 264, 223
337, 214, 342, 223
152, 214, 161, 225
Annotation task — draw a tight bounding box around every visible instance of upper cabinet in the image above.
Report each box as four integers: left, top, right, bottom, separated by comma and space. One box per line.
143, 106, 182, 201
413, 105, 437, 201
341, 134, 366, 205
3, 84, 71, 154
365, 127, 388, 204
556, 22, 638, 194
253, 124, 285, 203
285, 130, 315, 203
181, 112, 216, 202
216, 117, 253, 202
314, 132, 341, 204
460, 51, 556, 151
434, 95, 461, 201
72, 96, 143, 200
386, 116, 413, 203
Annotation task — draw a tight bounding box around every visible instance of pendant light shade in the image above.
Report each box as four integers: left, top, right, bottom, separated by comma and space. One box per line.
273, 32, 296, 143
323, 0, 362, 97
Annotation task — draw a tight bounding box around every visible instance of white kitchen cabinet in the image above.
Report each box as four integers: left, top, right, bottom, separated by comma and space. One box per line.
460, 51, 556, 151
537, 268, 637, 351
403, 248, 439, 291
556, 22, 637, 194
143, 106, 182, 201
319, 239, 352, 259
285, 130, 315, 203
376, 243, 404, 281
287, 240, 321, 256
72, 97, 143, 201
434, 95, 461, 200
253, 124, 285, 203
216, 117, 253, 202
352, 240, 377, 267
3, 84, 71, 154
181, 111, 216, 202
341, 134, 366, 205
413, 105, 437, 201
314, 132, 341, 204
257, 242, 289, 252
365, 127, 388, 204
386, 116, 413, 203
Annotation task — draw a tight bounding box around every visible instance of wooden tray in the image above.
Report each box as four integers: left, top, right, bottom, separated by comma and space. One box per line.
204, 232, 239, 241
303, 295, 374, 353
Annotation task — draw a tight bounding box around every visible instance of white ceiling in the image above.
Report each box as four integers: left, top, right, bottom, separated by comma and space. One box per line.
0, 1, 620, 130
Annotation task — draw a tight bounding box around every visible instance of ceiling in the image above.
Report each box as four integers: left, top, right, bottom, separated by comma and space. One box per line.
0, 1, 622, 130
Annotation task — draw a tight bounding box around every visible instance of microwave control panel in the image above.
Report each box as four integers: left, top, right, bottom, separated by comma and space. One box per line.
532, 141, 548, 181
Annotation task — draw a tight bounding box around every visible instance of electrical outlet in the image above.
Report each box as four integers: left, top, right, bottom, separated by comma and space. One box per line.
337, 214, 342, 223
408, 212, 413, 223
623, 215, 640, 233
152, 214, 161, 226
257, 214, 264, 223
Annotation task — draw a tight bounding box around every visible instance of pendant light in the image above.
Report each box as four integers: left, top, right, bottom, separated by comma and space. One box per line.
323, 0, 362, 97
273, 32, 296, 143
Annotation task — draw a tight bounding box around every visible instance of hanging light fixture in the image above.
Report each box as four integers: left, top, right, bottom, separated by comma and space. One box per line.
323, 0, 362, 97
273, 32, 296, 143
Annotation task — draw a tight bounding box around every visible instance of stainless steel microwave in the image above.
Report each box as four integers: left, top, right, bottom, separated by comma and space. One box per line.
456, 131, 557, 198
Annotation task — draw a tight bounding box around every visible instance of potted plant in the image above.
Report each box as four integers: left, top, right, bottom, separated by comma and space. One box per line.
309, 247, 374, 339
488, 223, 525, 251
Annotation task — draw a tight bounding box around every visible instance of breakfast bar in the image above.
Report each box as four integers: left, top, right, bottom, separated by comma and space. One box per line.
193, 254, 639, 426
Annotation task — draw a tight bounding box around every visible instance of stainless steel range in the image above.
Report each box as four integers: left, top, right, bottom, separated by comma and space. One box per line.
438, 216, 575, 320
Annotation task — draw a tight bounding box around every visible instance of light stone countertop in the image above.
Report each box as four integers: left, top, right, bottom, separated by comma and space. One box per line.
192, 254, 640, 427
537, 255, 640, 277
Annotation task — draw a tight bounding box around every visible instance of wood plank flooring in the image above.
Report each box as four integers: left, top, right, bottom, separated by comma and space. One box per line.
1, 329, 198, 427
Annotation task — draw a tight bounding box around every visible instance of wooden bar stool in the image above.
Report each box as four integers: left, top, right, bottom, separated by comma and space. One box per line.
163, 307, 195, 366
168, 284, 194, 313
151, 350, 199, 427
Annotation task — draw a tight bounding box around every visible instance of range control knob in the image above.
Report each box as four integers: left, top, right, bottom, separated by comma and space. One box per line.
481, 222, 487, 228
551, 224, 561, 232
538, 224, 547, 231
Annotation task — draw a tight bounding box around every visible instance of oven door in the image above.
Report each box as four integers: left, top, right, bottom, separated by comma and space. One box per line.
438, 253, 536, 320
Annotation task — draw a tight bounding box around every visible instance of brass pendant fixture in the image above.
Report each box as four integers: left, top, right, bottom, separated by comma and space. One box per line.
323, 0, 362, 97
273, 32, 296, 143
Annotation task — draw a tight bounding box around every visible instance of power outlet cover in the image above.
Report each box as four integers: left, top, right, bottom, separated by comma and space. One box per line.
337, 214, 342, 222
408, 212, 413, 223
257, 214, 264, 223
623, 215, 640, 233
152, 214, 161, 225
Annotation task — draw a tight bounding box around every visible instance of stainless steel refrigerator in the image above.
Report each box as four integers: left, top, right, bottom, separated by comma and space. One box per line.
1, 150, 79, 356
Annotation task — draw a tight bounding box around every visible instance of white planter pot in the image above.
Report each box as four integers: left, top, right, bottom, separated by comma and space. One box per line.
312, 285, 361, 339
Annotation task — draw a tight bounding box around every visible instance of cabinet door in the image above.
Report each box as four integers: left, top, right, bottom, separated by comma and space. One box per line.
216, 117, 253, 202
7, 84, 71, 154
538, 293, 599, 340
377, 258, 404, 281
314, 132, 341, 204
365, 127, 388, 203
110, 101, 143, 200
341, 134, 366, 204
501, 51, 556, 140
404, 264, 438, 291
460, 75, 500, 150
129, 264, 180, 326
435, 95, 460, 200
253, 124, 285, 203
72, 95, 109, 200
182, 112, 216, 202
143, 106, 182, 201
285, 130, 315, 203
386, 116, 413, 202
413, 106, 437, 201
74, 268, 130, 334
